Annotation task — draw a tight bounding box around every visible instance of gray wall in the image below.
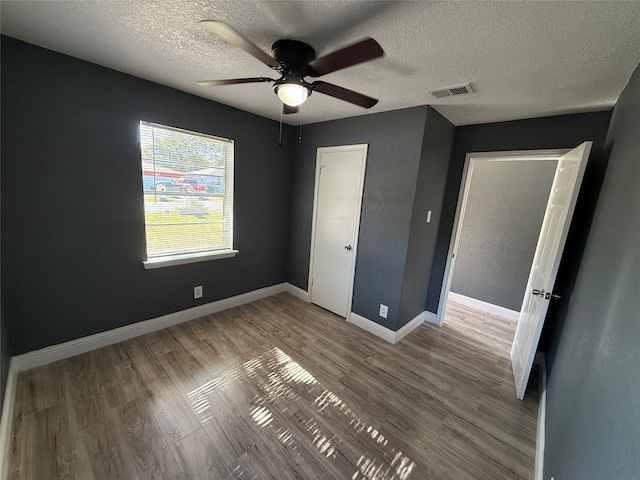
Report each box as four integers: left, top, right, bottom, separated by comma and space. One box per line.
427, 110, 612, 316
543, 63, 640, 480
1, 36, 294, 355
398, 108, 454, 328
450, 160, 556, 311
288, 107, 430, 329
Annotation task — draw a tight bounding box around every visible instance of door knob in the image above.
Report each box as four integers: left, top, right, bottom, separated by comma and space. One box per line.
344, 244, 352, 251
532, 288, 545, 297
550, 293, 561, 300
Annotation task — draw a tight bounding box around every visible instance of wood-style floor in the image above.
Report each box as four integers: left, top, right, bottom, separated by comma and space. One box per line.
7, 294, 539, 479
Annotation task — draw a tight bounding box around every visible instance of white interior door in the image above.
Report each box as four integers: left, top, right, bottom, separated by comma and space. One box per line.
511, 141, 592, 399
309, 145, 367, 317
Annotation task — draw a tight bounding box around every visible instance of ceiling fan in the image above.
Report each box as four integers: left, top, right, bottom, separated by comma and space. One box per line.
197, 21, 385, 114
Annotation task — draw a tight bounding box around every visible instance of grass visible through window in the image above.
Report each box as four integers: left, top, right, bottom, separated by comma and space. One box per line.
144, 196, 224, 255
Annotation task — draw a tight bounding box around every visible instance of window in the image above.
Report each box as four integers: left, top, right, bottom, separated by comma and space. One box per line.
139, 121, 235, 268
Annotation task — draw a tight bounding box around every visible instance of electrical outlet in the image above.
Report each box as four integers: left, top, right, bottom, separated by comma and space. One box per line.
194, 285, 203, 299
379, 304, 388, 318
426, 210, 432, 223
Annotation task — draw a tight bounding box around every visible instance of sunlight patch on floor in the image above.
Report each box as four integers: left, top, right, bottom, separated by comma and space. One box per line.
187, 346, 416, 478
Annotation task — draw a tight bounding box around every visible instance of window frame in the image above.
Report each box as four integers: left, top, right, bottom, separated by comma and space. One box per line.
138, 121, 237, 269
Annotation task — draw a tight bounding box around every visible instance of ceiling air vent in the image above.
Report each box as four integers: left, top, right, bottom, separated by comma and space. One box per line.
429, 83, 474, 99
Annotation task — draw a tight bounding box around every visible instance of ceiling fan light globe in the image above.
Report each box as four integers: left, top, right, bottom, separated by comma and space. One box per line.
276, 84, 309, 107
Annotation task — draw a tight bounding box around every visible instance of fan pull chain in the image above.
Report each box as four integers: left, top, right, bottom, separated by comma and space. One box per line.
298, 105, 303, 143
278, 104, 283, 146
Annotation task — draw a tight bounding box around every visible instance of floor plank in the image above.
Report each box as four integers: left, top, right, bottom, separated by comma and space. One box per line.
9, 403, 75, 480
8, 293, 539, 479
112, 398, 183, 479
170, 427, 235, 479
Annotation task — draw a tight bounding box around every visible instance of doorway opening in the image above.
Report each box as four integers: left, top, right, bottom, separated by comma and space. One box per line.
438, 150, 561, 356
435, 144, 592, 398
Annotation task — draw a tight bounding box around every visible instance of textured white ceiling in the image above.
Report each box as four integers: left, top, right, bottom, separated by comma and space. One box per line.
1, 1, 639, 126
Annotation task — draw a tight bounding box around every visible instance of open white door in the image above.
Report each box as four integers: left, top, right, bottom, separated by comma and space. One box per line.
511, 142, 592, 399
309, 145, 367, 317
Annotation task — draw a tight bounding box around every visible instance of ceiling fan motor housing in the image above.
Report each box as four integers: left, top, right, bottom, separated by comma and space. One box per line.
271, 39, 316, 75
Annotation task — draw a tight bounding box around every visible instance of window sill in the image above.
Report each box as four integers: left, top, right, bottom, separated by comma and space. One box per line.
143, 250, 239, 269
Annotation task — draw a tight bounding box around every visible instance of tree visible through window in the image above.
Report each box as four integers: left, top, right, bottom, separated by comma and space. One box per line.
139, 121, 234, 259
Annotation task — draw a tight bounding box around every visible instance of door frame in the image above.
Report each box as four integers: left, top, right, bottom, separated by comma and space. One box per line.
307, 144, 368, 318
433, 148, 570, 326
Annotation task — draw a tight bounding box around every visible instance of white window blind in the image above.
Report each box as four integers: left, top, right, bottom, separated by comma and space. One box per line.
139, 121, 234, 259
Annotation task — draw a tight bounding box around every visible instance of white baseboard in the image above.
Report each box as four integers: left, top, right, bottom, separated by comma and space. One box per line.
448, 292, 520, 322
425, 311, 439, 325
394, 312, 426, 343
12, 283, 287, 372
285, 283, 310, 302
534, 352, 547, 480
348, 311, 425, 344
348, 313, 395, 343
0, 359, 18, 480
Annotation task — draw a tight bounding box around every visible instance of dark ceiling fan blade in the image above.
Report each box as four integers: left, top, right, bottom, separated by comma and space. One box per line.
283, 104, 299, 114
199, 20, 280, 69
197, 77, 274, 87
306, 38, 384, 77
312, 81, 378, 108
